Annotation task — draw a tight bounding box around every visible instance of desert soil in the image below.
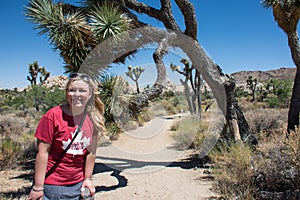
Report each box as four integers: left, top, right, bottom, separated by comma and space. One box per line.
0, 113, 219, 200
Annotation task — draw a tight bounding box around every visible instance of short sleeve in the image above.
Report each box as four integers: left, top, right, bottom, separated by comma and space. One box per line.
34, 115, 55, 144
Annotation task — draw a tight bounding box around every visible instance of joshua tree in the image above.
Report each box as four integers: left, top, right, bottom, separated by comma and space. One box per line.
125, 65, 145, 93
26, 61, 50, 111
262, 0, 300, 133
246, 76, 257, 102
26, 0, 253, 144
27, 61, 50, 86
170, 58, 202, 117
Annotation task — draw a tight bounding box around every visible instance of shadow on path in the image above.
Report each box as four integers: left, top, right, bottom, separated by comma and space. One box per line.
93, 152, 210, 193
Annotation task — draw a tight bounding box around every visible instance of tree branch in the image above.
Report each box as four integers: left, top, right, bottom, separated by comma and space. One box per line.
174, 0, 197, 39
120, 0, 180, 30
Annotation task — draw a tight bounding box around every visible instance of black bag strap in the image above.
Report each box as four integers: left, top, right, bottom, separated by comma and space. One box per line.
45, 109, 87, 178
63, 110, 87, 153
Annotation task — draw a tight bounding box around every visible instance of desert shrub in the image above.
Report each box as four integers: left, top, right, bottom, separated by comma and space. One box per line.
170, 120, 180, 131
149, 102, 168, 117
264, 79, 292, 108
162, 90, 175, 99
122, 120, 139, 131
0, 115, 27, 137
209, 143, 256, 200
190, 121, 209, 149
0, 138, 22, 169
244, 108, 287, 137
136, 108, 151, 126
0, 115, 36, 170
5, 94, 28, 110
171, 116, 199, 149
252, 129, 300, 199
2, 86, 64, 113
265, 95, 281, 108
238, 98, 268, 112
210, 124, 300, 199
22, 139, 37, 160
106, 122, 122, 140
171, 116, 208, 150
40, 86, 65, 113
151, 94, 188, 115
235, 86, 248, 98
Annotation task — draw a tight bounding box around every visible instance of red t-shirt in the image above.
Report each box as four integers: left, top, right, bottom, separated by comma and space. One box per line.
35, 105, 97, 185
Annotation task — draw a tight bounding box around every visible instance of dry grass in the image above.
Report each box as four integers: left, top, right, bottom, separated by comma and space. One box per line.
209, 143, 255, 200
171, 115, 209, 150
244, 108, 288, 137
252, 129, 300, 199
209, 103, 300, 199
171, 116, 199, 149
0, 114, 36, 170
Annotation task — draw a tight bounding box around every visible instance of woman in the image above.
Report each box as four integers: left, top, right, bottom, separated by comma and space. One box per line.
28, 73, 105, 200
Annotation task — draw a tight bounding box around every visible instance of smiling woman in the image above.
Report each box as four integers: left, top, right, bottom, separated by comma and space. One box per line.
27, 73, 106, 200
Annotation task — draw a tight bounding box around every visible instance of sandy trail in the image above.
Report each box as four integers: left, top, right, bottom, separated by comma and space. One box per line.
92, 114, 218, 200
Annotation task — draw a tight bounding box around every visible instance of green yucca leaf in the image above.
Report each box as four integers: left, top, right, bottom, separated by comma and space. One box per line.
89, 2, 132, 42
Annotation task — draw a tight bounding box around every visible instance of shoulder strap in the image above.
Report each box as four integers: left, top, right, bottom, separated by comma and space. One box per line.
64, 110, 87, 153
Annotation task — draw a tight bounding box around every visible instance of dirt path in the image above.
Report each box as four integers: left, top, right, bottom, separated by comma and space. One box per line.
92, 114, 218, 200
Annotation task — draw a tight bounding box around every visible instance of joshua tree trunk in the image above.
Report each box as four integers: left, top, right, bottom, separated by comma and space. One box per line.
180, 79, 195, 114
287, 32, 300, 133
223, 75, 253, 142
195, 71, 202, 118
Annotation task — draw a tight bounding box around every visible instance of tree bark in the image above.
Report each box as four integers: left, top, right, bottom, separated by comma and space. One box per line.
195, 71, 202, 118
223, 75, 241, 142
287, 31, 300, 133
223, 74, 255, 144
153, 39, 168, 85
180, 79, 195, 114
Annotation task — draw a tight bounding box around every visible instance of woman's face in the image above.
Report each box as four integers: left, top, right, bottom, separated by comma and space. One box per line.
66, 79, 92, 112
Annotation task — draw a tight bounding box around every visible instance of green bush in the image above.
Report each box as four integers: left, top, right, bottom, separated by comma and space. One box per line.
265, 95, 280, 108
41, 86, 65, 113
264, 79, 292, 108
2, 85, 65, 113
106, 122, 122, 140
136, 108, 151, 126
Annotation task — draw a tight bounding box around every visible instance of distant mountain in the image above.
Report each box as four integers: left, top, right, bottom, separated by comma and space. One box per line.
230, 67, 296, 86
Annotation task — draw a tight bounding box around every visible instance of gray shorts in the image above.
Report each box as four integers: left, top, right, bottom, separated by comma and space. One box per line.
43, 181, 83, 200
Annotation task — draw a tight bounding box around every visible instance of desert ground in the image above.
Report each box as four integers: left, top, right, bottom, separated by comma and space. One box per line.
0, 113, 219, 200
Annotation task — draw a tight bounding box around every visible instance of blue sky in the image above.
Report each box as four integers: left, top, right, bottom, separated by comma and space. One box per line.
0, 0, 296, 89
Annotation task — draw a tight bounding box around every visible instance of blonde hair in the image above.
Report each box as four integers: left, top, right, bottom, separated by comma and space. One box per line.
64, 76, 106, 135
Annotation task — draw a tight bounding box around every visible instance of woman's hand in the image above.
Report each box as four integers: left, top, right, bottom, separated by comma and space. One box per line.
27, 189, 43, 200
81, 179, 95, 197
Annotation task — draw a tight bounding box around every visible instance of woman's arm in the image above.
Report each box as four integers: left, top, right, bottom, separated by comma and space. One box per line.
81, 133, 98, 196
28, 139, 51, 200
82, 152, 96, 195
